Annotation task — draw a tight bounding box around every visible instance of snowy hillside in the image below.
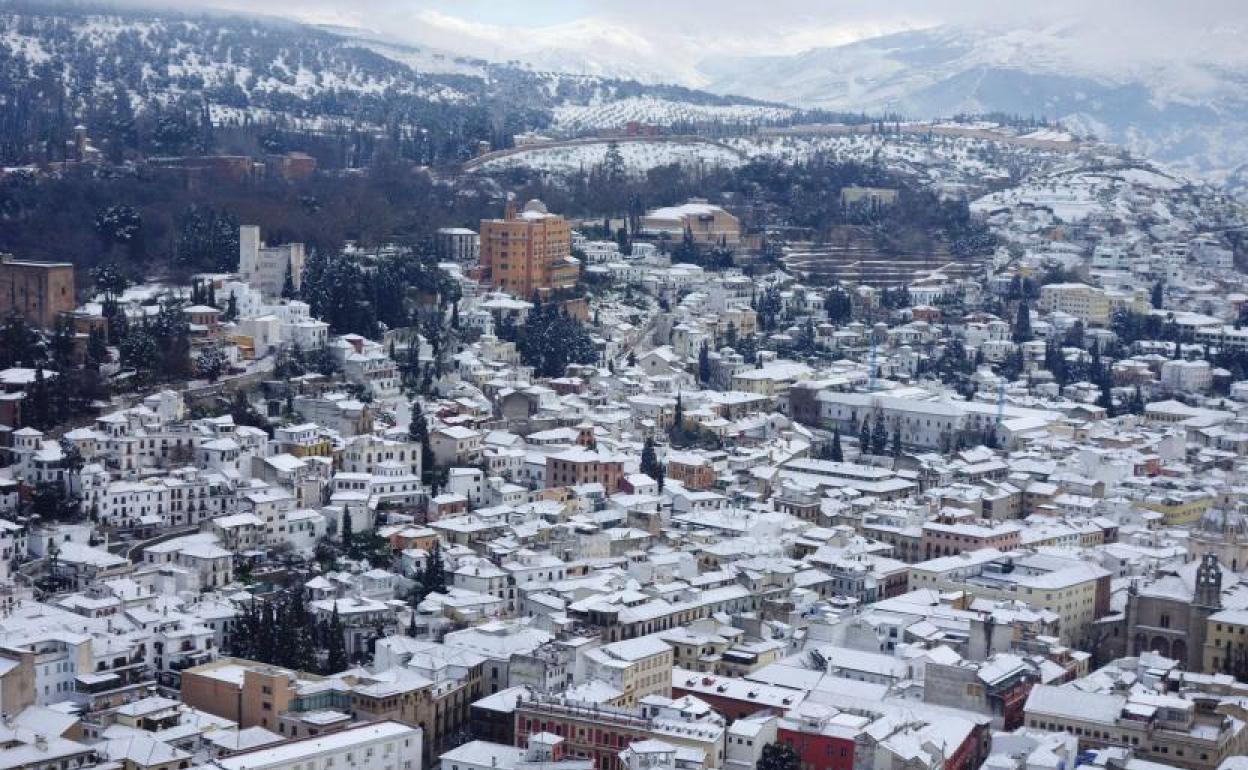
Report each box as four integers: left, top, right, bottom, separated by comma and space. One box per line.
0, 6, 792, 167
469, 139, 744, 178
970, 162, 1195, 225
0, 12, 473, 105
698, 24, 1248, 188
551, 98, 796, 133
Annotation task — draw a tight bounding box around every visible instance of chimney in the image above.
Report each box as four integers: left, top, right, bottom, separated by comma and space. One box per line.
504, 193, 517, 222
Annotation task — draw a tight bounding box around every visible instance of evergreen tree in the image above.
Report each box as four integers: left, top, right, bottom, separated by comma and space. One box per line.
673, 225, 698, 263
1151, 280, 1165, 310
224, 292, 239, 322
196, 346, 226, 382
616, 227, 631, 257
409, 401, 436, 484
871, 411, 888, 456
640, 437, 661, 480
1013, 301, 1032, 343
603, 141, 626, 183
824, 289, 853, 324
756, 742, 800, 770
281, 260, 296, 299
421, 541, 447, 598
516, 302, 598, 377
698, 342, 711, 385
26, 367, 52, 430
86, 327, 110, 367
50, 317, 75, 369
859, 420, 871, 454
294, 589, 317, 671
256, 601, 276, 665
672, 393, 684, 434
1098, 376, 1116, 416
796, 319, 817, 354
324, 605, 348, 674
830, 427, 844, 463
340, 508, 354, 552
891, 426, 902, 457
0, 314, 38, 368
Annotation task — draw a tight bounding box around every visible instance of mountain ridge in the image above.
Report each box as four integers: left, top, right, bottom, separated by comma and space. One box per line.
695, 24, 1248, 188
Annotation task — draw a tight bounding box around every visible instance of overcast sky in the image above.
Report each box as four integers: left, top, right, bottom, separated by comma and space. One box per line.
150, 1, 1248, 85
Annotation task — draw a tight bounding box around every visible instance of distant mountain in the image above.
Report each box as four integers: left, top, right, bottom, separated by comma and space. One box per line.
698, 24, 1248, 189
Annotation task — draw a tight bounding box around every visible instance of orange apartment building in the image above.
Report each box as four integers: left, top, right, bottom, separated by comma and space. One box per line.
479, 199, 578, 299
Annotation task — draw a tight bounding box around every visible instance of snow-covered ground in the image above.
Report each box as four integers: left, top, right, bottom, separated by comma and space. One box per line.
551, 97, 796, 134
971, 163, 1193, 224
472, 139, 744, 177
727, 131, 1068, 197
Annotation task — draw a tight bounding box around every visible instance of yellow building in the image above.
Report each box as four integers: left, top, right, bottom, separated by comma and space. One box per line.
1137, 492, 1213, 526
1038, 282, 1112, 326
1203, 609, 1248, 674
641, 199, 741, 248
480, 199, 578, 299
717, 306, 757, 339
909, 551, 1110, 644
583, 636, 674, 707
730, 361, 813, 397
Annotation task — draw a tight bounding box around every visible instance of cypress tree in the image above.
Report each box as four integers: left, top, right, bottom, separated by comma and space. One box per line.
830, 427, 843, 463
421, 541, 447, 597
340, 508, 354, 553
288, 588, 315, 671
872, 411, 888, 456
1013, 301, 1032, 343
257, 601, 276, 664
640, 437, 660, 480
282, 260, 296, 299
324, 604, 348, 673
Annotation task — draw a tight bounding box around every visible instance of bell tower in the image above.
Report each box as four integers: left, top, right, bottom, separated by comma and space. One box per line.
1195, 552, 1223, 609
1190, 553, 1223, 671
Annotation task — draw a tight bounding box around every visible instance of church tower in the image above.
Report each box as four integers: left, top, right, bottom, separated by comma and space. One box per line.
1190, 553, 1224, 671
1195, 552, 1223, 609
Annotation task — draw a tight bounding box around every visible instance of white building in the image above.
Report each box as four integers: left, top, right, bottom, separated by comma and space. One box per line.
239, 225, 306, 299
216, 720, 421, 770
334, 335, 401, 403
1160, 359, 1212, 394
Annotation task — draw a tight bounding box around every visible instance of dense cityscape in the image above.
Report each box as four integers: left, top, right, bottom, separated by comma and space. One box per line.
0, 3, 1247, 770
